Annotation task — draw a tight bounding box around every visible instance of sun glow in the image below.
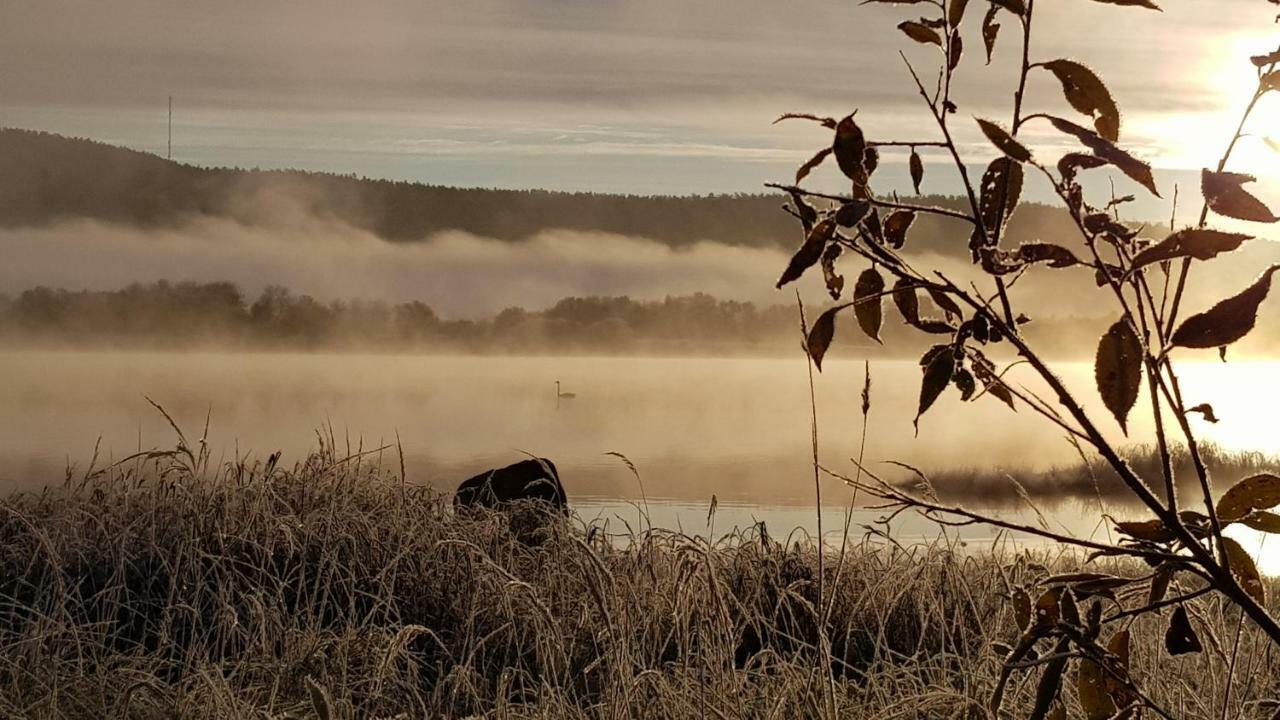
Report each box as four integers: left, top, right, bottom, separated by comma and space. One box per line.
1138, 32, 1280, 182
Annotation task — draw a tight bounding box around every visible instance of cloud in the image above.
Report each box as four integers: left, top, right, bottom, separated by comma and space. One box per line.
2, 0, 1274, 193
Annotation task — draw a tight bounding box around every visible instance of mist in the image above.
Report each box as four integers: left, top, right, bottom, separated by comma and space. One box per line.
0, 219, 795, 320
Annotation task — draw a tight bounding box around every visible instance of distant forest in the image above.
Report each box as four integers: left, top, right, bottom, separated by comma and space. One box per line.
0, 128, 1076, 253
0, 280, 1119, 358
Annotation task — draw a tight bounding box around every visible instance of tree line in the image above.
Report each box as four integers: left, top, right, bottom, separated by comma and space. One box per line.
0, 279, 1139, 358
0, 128, 1075, 253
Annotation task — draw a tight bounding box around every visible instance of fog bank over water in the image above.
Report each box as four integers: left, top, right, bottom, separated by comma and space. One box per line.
6, 215, 1280, 324
0, 220, 787, 319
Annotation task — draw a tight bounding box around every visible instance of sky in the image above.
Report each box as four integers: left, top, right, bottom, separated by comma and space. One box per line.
4, 0, 1280, 201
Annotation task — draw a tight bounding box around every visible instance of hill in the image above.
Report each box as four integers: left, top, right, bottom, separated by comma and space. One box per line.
0, 127, 1076, 253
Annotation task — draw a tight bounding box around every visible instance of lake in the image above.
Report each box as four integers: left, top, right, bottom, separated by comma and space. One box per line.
3, 350, 1277, 567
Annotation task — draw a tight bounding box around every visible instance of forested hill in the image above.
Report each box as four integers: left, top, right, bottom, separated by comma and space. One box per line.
0, 127, 1073, 252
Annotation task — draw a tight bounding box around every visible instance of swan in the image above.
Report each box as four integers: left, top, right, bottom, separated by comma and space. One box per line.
556, 380, 577, 401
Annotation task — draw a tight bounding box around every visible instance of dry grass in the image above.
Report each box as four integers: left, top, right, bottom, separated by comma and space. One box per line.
0, 433, 1279, 718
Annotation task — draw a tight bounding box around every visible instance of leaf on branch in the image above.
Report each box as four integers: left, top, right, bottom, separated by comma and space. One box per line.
909, 148, 925, 194
1170, 265, 1279, 349
1083, 213, 1138, 242
989, 0, 1026, 15
835, 200, 871, 227
1078, 656, 1117, 720
776, 218, 836, 289
773, 113, 838, 129
982, 6, 1000, 64
1058, 152, 1108, 182
1165, 605, 1202, 656
795, 147, 833, 184
854, 268, 885, 343
1089, 0, 1161, 10
953, 367, 976, 400
972, 350, 1016, 410
1115, 518, 1174, 543
1030, 642, 1069, 720
1242, 510, 1280, 533
948, 30, 963, 71
978, 158, 1023, 244
1251, 49, 1280, 67
928, 287, 963, 320
807, 303, 850, 371
1202, 169, 1278, 223
1046, 116, 1159, 196
980, 243, 1082, 275
977, 118, 1033, 162
884, 210, 916, 249
1149, 564, 1174, 604
1216, 472, 1280, 522
1185, 403, 1219, 423
915, 345, 956, 430
833, 115, 869, 186
1223, 536, 1266, 605
1013, 588, 1032, 630
949, 0, 970, 27
898, 20, 943, 46
892, 278, 921, 325
1128, 228, 1252, 274
1041, 59, 1121, 141
821, 243, 845, 300
1095, 319, 1142, 434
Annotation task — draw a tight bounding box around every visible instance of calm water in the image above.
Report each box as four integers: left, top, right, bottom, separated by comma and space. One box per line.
2, 350, 1277, 567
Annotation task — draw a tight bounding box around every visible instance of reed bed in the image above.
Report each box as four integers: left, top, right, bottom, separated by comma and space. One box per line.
0, 433, 1278, 718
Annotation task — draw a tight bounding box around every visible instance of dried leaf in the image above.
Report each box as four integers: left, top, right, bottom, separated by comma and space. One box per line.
1047, 116, 1159, 196
948, 0, 970, 27
953, 367, 976, 400
1095, 320, 1142, 433
910, 148, 925, 194
1185, 403, 1219, 423
1115, 519, 1175, 543
1013, 588, 1032, 630
833, 115, 868, 185
1217, 473, 1280, 522
1165, 605, 1202, 655
1223, 536, 1266, 605
948, 30, 963, 71
972, 350, 1016, 410
1041, 59, 1121, 141
898, 20, 943, 46
774, 113, 838, 128
1030, 640, 1070, 720
928, 287, 963, 319
1171, 266, 1279, 349
1128, 228, 1251, 274
989, 0, 1026, 15
1242, 511, 1280, 533
884, 210, 916, 249
982, 6, 1000, 63
821, 243, 844, 300
776, 219, 836, 289
1090, 0, 1160, 8
1078, 656, 1117, 720
1149, 564, 1173, 604
835, 200, 871, 227
916, 345, 955, 429
1058, 152, 1109, 181
978, 158, 1023, 242
807, 303, 850, 371
796, 147, 833, 184
892, 278, 921, 325
1202, 169, 1278, 223
853, 268, 885, 343
977, 118, 1033, 162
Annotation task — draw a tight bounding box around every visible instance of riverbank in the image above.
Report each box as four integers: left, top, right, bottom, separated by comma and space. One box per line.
0, 439, 1277, 718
